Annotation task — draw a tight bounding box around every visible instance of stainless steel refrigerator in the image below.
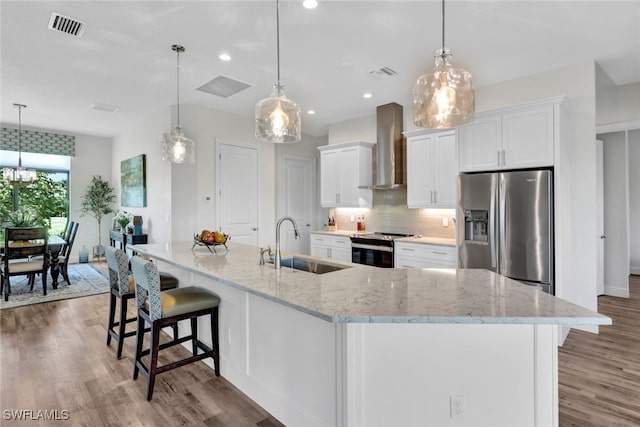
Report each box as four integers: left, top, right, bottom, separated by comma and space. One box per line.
457, 169, 554, 294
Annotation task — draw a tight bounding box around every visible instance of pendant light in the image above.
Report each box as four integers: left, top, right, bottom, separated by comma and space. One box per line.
255, 0, 301, 143
2, 103, 36, 187
413, 0, 474, 129
163, 44, 196, 164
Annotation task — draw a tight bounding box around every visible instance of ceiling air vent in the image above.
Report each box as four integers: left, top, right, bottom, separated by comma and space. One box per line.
368, 66, 398, 80
197, 75, 252, 98
48, 12, 86, 37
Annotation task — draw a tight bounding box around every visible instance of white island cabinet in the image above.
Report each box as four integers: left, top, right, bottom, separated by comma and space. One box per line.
132, 241, 610, 427
318, 141, 373, 208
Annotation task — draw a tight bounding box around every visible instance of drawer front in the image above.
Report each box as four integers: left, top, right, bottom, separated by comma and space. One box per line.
311, 234, 331, 246
332, 236, 351, 248
395, 242, 456, 262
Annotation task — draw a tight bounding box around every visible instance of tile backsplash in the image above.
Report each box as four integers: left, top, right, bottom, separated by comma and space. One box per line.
329, 190, 456, 238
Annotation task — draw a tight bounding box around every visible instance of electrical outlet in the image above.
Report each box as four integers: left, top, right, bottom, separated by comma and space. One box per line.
350, 215, 355, 222
442, 217, 449, 227
450, 395, 464, 418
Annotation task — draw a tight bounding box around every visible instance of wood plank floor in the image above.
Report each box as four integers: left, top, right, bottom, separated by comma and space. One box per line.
2, 267, 639, 426
0, 290, 285, 427
559, 275, 640, 427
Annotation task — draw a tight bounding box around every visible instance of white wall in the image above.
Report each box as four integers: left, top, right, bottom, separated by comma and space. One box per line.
112, 107, 172, 246
115, 104, 328, 250
69, 133, 113, 262
629, 130, 640, 274
597, 82, 640, 126
173, 104, 276, 247
327, 114, 376, 145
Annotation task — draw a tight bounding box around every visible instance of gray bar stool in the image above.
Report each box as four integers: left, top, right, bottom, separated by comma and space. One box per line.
104, 246, 179, 359
130, 255, 220, 400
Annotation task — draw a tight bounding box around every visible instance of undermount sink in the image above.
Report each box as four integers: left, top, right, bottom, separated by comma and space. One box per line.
278, 256, 350, 274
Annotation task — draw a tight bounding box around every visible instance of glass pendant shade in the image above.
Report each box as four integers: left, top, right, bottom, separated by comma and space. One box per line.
163, 125, 196, 164
413, 48, 475, 129
255, 84, 301, 143
163, 44, 196, 164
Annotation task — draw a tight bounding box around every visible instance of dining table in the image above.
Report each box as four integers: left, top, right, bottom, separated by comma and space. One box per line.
0, 234, 67, 290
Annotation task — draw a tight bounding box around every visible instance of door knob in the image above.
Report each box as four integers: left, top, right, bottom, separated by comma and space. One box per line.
252, 227, 258, 231
600, 235, 606, 239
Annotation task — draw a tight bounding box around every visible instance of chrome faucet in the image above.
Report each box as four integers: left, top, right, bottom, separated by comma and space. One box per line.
275, 216, 300, 269
259, 246, 273, 265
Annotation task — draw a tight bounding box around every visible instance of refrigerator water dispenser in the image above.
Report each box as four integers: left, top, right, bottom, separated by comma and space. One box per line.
463, 210, 489, 242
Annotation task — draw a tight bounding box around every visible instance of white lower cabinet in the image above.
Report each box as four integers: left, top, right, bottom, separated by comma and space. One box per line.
394, 241, 457, 268
310, 233, 352, 263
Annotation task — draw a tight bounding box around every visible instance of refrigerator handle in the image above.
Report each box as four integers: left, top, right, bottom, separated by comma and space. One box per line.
499, 175, 508, 273
489, 177, 497, 269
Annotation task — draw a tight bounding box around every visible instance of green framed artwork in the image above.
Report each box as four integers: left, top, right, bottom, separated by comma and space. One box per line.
121, 154, 146, 207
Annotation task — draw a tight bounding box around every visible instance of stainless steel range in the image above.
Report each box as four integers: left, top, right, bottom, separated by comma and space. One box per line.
350, 232, 414, 268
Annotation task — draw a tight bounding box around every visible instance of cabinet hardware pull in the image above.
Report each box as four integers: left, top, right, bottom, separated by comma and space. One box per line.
434, 191, 437, 204
497, 150, 501, 165
501, 149, 506, 165
432, 251, 447, 255
401, 248, 415, 251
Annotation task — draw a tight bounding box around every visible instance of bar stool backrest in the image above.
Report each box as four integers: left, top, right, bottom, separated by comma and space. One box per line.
130, 256, 163, 321
105, 246, 131, 295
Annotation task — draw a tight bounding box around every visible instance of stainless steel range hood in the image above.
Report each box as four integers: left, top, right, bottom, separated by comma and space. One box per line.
361, 102, 405, 190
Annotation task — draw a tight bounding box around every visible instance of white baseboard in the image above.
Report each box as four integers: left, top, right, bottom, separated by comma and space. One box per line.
630, 266, 640, 275
604, 285, 630, 298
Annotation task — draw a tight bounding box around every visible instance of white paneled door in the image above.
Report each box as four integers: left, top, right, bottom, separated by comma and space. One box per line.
283, 156, 314, 255
218, 143, 259, 246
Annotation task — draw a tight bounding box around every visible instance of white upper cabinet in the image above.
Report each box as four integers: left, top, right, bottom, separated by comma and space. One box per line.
406, 130, 457, 208
319, 141, 373, 208
458, 98, 560, 172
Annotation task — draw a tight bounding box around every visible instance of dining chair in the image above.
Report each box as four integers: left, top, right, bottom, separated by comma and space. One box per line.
1, 227, 49, 301
104, 246, 179, 359
130, 255, 220, 400
55, 222, 79, 286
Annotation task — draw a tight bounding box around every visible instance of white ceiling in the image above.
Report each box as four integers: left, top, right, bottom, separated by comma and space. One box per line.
1, 1, 639, 139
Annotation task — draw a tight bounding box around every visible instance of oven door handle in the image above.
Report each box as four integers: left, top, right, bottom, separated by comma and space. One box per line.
351, 243, 393, 252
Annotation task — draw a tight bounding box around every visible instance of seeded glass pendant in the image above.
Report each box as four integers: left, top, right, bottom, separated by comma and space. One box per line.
255, 0, 301, 143
164, 44, 196, 163
413, 0, 474, 129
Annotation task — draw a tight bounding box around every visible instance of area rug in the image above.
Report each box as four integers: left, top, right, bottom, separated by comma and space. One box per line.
0, 263, 109, 310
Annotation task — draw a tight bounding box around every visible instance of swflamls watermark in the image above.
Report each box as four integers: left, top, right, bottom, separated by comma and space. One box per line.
3, 409, 70, 421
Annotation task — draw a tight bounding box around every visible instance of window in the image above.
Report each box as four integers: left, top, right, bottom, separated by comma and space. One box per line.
1, 152, 70, 236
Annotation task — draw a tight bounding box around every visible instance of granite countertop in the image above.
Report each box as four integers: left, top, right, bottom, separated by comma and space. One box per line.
132, 241, 611, 326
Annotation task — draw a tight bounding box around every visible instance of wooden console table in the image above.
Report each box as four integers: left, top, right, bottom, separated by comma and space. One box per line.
109, 230, 148, 255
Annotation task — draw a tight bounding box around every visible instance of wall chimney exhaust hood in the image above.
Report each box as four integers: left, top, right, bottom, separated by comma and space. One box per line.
360, 102, 405, 190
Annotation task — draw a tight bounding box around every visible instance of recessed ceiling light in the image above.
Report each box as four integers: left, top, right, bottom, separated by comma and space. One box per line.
303, 0, 318, 9
219, 53, 231, 61
363, 93, 373, 99
90, 102, 119, 113
307, 110, 316, 115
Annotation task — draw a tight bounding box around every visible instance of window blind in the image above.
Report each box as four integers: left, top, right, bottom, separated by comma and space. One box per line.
0, 127, 75, 156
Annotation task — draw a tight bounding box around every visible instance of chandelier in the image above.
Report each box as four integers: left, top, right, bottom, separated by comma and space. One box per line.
2, 103, 37, 187
255, 0, 301, 143
162, 44, 196, 164
413, 0, 475, 129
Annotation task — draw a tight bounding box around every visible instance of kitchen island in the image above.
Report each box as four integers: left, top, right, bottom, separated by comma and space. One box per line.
133, 241, 610, 427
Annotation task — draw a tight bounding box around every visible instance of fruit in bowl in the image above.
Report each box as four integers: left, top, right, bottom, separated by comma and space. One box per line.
196, 230, 228, 244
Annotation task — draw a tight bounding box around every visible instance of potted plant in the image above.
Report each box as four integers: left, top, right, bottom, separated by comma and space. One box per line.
79, 175, 115, 258
114, 210, 133, 232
